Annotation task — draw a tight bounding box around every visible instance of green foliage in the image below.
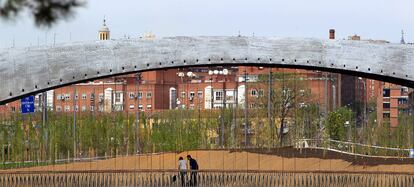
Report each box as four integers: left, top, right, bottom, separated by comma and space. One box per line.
295, 104, 320, 140
325, 107, 352, 141
0, 94, 413, 169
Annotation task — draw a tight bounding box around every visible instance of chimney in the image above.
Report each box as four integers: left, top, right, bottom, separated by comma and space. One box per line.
329, 29, 335, 39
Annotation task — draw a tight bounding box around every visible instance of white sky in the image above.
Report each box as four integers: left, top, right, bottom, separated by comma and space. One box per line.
0, 0, 413, 48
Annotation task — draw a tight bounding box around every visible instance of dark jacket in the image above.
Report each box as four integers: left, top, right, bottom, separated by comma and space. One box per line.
189, 158, 199, 170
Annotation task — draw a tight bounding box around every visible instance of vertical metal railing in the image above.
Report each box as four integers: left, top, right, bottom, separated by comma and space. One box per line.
0, 170, 413, 187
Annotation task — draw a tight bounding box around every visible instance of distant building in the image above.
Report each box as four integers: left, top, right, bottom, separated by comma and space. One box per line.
376, 83, 411, 127
99, 18, 110, 40
348, 34, 361, 41
52, 70, 177, 113
172, 66, 339, 112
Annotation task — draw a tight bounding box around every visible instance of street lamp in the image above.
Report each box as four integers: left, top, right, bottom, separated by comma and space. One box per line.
135, 73, 142, 154
177, 71, 197, 109
220, 69, 229, 148
209, 68, 229, 148
358, 77, 367, 142
344, 120, 350, 142
243, 70, 249, 147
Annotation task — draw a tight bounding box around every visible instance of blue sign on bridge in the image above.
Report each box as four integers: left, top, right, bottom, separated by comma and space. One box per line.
410, 149, 414, 158
21, 96, 35, 114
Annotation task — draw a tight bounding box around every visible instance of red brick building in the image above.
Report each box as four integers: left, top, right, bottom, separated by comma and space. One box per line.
0, 66, 340, 116
376, 82, 411, 127
52, 69, 177, 113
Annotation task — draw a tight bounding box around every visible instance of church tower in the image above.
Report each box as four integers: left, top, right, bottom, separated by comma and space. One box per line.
99, 17, 110, 40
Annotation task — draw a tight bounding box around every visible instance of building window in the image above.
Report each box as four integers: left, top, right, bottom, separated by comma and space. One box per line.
64, 105, 70, 112
401, 87, 408, 94
146, 92, 152, 99
398, 98, 408, 105
170, 87, 177, 109
138, 92, 143, 99
82, 93, 87, 100
258, 89, 264, 97
90, 93, 95, 100
74, 105, 79, 111
251, 89, 258, 97
90, 106, 94, 111
226, 90, 235, 101
146, 104, 152, 110
181, 92, 186, 99
215, 91, 223, 101
383, 89, 390, 97
56, 106, 62, 112
383, 102, 390, 109
115, 92, 122, 103
189, 92, 195, 100
129, 104, 134, 109
98, 94, 104, 102
56, 94, 62, 100
81, 106, 86, 112
213, 104, 223, 109
197, 91, 203, 98
398, 109, 407, 115
74, 94, 78, 100
129, 92, 135, 99
383, 113, 390, 118
98, 106, 103, 112
65, 94, 71, 101
138, 104, 143, 110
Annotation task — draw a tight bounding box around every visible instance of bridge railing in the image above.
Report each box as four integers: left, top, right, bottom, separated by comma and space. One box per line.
296, 139, 412, 158
0, 170, 413, 187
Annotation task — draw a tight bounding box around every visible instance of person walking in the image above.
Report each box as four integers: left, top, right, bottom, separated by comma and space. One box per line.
178, 156, 187, 186
187, 155, 199, 186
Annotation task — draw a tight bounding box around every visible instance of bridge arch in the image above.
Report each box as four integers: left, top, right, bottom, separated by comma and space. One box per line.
1, 36, 414, 104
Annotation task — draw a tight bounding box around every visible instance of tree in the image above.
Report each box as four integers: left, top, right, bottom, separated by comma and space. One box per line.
255, 72, 314, 146
325, 107, 352, 141
0, 0, 84, 26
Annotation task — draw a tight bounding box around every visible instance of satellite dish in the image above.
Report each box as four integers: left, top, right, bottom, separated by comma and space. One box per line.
223, 69, 229, 75
213, 70, 219, 75
208, 70, 213, 75
187, 72, 193, 77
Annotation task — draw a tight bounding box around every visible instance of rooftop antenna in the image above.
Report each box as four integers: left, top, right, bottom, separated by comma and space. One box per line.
53, 33, 57, 46
12, 35, 15, 48
238, 30, 241, 37
400, 30, 406, 44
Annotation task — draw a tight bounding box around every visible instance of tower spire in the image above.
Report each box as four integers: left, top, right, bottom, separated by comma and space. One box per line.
99, 16, 110, 40
400, 30, 406, 44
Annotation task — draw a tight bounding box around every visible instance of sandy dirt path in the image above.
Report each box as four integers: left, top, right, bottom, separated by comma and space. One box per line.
4, 149, 414, 173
